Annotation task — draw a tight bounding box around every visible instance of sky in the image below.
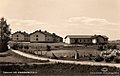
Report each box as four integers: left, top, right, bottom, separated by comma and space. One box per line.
0, 0, 120, 40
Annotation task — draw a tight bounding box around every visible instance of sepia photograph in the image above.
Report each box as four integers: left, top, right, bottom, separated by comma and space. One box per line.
0, 0, 120, 76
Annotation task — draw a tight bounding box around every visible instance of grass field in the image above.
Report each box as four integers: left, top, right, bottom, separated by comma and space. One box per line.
0, 50, 49, 63
0, 43, 119, 75
37, 46, 101, 58
9, 41, 101, 59
0, 62, 120, 76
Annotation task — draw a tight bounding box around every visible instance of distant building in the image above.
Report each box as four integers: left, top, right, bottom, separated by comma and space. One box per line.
11, 30, 63, 43
12, 31, 29, 42
52, 33, 63, 42
30, 30, 63, 43
64, 35, 108, 45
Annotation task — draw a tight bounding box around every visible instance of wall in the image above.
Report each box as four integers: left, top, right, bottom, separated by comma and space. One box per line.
97, 36, 107, 44
12, 33, 24, 41
69, 38, 92, 44
78, 39, 92, 44
65, 37, 71, 44
45, 35, 54, 42
30, 32, 45, 42
24, 36, 30, 42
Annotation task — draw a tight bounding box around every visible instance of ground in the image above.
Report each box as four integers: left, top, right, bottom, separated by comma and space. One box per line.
0, 50, 119, 76
0, 50, 49, 63
0, 45, 120, 76
0, 62, 120, 76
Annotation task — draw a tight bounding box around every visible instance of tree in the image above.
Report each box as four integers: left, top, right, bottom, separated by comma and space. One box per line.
0, 17, 11, 52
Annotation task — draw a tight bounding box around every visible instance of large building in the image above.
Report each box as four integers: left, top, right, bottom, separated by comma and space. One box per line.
52, 33, 63, 43
30, 30, 53, 42
29, 30, 63, 43
64, 35, 108, 45
12, 31, 29, 42
12, 30, 63, 43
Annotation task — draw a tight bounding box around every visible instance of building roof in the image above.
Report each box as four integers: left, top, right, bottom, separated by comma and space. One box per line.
65, 35, 93, 39
43, 30, 52, 36
30, 30, 63, 39
12, 31, 29, 37
98, 35, 108, 39
65, 35, 108, 39
30, 30, 52, 36
52, 33, 63, 39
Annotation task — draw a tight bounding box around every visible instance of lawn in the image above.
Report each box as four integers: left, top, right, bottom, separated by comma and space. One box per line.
0, 62, 120, 76
0, 50, 49, 63
36, 46, 101, 59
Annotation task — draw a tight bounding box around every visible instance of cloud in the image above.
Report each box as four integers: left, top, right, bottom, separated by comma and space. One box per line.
64, 17, 120, 40
7, 19, 61, 35
8, 19, 45, 26
66, 17, 112, 25
7, 19, 46, 33
5, 17, 120, 40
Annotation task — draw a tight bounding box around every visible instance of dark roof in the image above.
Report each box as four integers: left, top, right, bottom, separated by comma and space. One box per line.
98, 35, 108, 39
30, 30, 52, 36
30, 30, 63, 39
52, 33, 63, 39
42, 30, 52, 36
65, 35, 93, 39
65, 35, 108, 39
12, 31, 29, 37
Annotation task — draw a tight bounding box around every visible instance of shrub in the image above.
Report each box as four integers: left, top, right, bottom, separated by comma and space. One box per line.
94, 55, 104, 62
11, 43, 19, 50
46, 45, 51, 51
114, 57, 120, 63
104, 56, 115, 62
24, 45, 29, 49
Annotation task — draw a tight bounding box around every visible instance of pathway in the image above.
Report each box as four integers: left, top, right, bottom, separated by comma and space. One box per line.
11, 49, 120, 68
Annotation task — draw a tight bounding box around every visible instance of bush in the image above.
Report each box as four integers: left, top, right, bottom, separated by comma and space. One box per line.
114, 57, 120, 63
94, 55, 104, 62
104, 56, 115, 62
46, 45, 51, 51
11, 43, 19, 50
24, 45, 29, 49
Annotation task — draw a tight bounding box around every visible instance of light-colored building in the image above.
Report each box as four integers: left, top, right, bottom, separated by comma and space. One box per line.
65, 35, 108, 45
30, 30, 54, 43
12, 30, 63, 43
12, 31, 29, 42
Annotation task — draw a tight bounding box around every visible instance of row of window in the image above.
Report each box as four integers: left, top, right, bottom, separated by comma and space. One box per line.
15, 35, 62, 42
16, 35, 39, 37
35, 38, 50, 41
72, 39, 91, 43
35, 35, 47, 37
16, 38, 29, 40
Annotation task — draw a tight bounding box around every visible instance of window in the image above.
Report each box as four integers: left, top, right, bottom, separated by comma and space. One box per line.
17, 35, 19, 37
104, 39, 107, 41
84, 40, 85, 42
17, 38, 19, 40
79, 40, 81, 42
36, 38, 38, 41
36, 35, 38, 37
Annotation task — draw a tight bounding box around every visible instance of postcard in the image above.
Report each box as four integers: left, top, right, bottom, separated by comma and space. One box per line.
0, 0, 120, 76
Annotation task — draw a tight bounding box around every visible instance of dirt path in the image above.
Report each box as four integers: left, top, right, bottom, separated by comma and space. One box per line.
11, 49, 120, 68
